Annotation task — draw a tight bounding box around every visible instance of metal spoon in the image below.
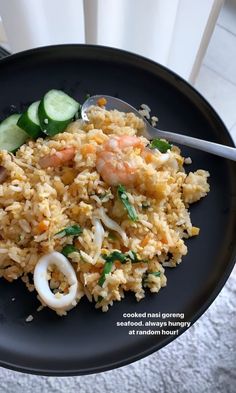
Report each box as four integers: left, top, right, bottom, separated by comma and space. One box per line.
81, 95, 236, 161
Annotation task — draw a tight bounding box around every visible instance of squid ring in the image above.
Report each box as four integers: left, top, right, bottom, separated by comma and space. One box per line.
33, 251, 78, 312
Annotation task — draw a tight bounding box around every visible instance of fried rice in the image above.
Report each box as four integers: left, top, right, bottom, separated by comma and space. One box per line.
0, 106, 210, 314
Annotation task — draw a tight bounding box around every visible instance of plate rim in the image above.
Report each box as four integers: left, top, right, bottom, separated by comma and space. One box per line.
0, 43, 235, 376
1, 43, 235, 149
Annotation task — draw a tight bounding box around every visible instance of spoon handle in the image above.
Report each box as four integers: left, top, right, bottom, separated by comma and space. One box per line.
151, 128, 236, 161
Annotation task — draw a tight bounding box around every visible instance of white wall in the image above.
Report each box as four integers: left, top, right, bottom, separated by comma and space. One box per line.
0, 0, 223, 82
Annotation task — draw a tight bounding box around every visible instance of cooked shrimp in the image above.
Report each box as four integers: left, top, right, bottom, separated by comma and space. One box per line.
96, 135, 145, 186
39, 147, 75, 168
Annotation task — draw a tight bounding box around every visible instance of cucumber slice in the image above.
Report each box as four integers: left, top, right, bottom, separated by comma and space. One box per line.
38, 89, 80, 136
0, 114, 29, 152
17, 101, 42, 138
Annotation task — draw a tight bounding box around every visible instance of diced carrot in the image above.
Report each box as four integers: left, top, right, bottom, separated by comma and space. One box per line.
147, 153, 154, 163
61, 169, 76, 185
36, 220, 49, 234
71, 206, 80, 216
160, 235, 168, 244
97, 97, 107, 107
80, 144, 96, 155
140, 234, 150, 248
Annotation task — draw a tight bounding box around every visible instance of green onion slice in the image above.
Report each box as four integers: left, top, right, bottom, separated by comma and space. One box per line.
98, 261, 113, 287
98, 251, 127, 286
98, 250, 147, 287
149, 271, 161, 277
149, 138, 172, 153
56, 224, 83, 238
117, 185, 138, 221
126, 250, 141, 263
142, 271, 161, 286
61, 244, 78, 257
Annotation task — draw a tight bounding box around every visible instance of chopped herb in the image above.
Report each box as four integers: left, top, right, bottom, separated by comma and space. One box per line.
127, 250, 137, 261
98, 260, 113, 287
98, 251, 127, 286
117, 184, 138, 221
103, 249, 145, 265
149, 271, 161, 277
105, 251, 127, 264
142, 271, 161, 287
98, 249, 149, 287
55, 225, 83, 238
126, 250, 139, 263
149, 138, 172, 153
126, 250, 147, 263
142, 202, 150, 210
61, 244, 77, 257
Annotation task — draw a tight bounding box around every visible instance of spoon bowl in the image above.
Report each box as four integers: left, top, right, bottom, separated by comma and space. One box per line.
81, 95, 236, 161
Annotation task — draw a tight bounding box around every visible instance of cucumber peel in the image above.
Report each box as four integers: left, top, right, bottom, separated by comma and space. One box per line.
38, 89, 80, 136
17, 101, 42, 139
0, 114, 29, 152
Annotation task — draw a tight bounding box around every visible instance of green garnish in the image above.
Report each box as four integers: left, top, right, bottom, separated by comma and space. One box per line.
61, 244, 77, 257
149, 271, 161, 277
149, 138, 172, 153
98, 260, 113, 287
98, 250, 147, 286
126, 250, 140, 263
98, 251, 127, 286
105, 251, 127, 264
56, 225, 83, 238
142, 271, 161, 287
117, 184, 138, 221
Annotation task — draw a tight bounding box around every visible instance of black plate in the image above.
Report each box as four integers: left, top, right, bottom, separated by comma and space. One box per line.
0, 45, 235, 376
